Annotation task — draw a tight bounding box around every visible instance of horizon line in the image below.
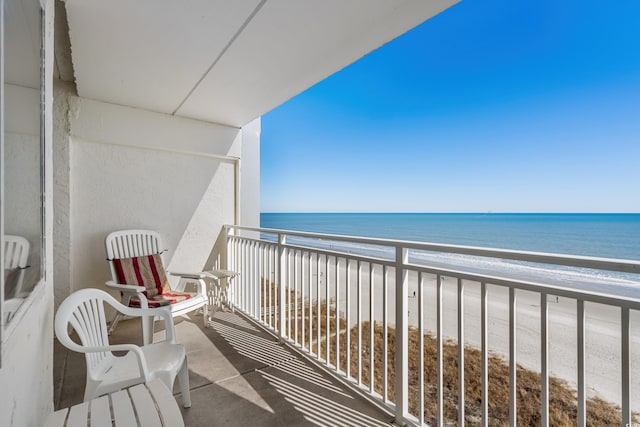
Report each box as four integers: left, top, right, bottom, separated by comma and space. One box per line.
260, 211, 640, 215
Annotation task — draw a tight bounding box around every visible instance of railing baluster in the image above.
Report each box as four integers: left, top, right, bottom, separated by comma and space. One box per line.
236, 237, 241, 308
395, 247, 409, 426
258, 243, 263, 323
248, 241, 252, 316
259, 243, 263, 317
577, 299, 586, 427
229, 236, 233, 308
264, 241, 268, 322
437, 274, 444, 426
278, 233, 286, 339
256, 241, 260, 316
383, 265, 388, 403
270, 245, 275, 328
336, 257, 341, 373
242, 240, 247, 311
357, 260, 362, 385
458, 278, 465, 427
541, 293, 549, 427
246, 239, 250, 310
302, 251, 306, 350
369, 262, 375, 394
273, 244, 278, 329
294, 250, 299, 345
419, 273, 425, 426
288, 250, 293, 338
309, 252, 313, 353
263, 244, 267, 318
253, 241, 257, 314
235, 238, 241, 309
326, 255, 331, 364
509, 287, 517, 427
264, 245, 275, 328
260, 243, 265, 323
238, 240, 244, 310
316, 253, 321, 359
346, 258, 351, 379
622, 306, 630, 426
252, 241, 256, 317
254, 241, 259, 317
481, 282, 488, 427
245, 240, 249, 311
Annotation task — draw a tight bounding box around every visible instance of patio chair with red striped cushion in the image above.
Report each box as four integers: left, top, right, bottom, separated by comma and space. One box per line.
105, 230, 209, 343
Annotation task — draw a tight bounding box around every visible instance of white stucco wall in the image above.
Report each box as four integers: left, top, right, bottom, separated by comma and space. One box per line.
240, 118, 261, 228
0, 285, 54, 425
52, 81, 74, 308
58, 97, 260, 297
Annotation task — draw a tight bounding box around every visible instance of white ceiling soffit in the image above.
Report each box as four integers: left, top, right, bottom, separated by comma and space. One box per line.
63, 0, 458, 128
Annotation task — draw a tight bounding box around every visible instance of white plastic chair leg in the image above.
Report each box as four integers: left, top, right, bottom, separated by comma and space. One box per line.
142, 315, 155, 345
108, 313, 123, 335
177, 359, 191, 408
202, 303, 209, 327
84, 381, 99, 403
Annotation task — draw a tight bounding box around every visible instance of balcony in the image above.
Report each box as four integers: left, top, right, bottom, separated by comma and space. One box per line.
54, 225, 640, 426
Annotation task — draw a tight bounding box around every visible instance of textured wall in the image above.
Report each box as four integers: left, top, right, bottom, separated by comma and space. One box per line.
62, 97, 259, 296
240, 118, 261, 228
53, 81, 74, 308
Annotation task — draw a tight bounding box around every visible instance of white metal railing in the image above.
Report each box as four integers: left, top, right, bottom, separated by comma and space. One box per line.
224, 225, 640, 426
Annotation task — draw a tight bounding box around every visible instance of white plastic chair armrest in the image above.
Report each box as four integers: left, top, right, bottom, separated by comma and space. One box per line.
168, 271, 209, 280
167, 271, 207, 296
105, 280, 145, 294
54, 336, 151, 381
92, 344, 150, 381
105, 280, 150, 309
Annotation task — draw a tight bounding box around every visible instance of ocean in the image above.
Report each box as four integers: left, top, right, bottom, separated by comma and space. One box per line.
261, 213, 640, 295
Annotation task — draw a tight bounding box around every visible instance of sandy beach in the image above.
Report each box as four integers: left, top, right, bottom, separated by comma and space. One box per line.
408, 277, 639, 411
301, 261, 640, 412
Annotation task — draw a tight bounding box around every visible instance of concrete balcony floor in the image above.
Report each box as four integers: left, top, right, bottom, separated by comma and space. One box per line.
54, 309, 394, 426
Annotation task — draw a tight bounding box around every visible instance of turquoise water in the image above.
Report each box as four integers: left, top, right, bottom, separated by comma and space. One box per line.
261, 213, 640, 260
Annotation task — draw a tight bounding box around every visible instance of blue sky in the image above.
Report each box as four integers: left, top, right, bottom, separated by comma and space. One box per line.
261, 0, 640, 213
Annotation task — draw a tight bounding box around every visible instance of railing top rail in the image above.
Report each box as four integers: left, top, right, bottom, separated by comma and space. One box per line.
225, 224, 640, 274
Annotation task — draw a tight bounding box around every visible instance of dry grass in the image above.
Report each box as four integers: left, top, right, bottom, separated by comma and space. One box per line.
260, 282, 638, 425
340, 323, 638, 426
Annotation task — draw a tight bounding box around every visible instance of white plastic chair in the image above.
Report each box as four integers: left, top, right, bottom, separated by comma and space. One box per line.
3, 235, 30, 298
105, 229, 209, 339
54, 288, 192, 407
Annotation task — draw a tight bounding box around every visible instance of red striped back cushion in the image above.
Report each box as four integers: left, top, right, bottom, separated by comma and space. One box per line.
112, 254, 170, 298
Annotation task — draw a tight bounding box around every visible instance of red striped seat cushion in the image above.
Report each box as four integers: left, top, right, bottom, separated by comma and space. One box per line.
129, 291, 194, 308
112, 254, 192, 307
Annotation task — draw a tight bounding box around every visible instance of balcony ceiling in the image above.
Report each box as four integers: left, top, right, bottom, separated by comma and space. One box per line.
62, 0, 457, 128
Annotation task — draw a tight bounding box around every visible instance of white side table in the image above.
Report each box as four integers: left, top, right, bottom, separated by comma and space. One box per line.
202, 269, 239, 318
